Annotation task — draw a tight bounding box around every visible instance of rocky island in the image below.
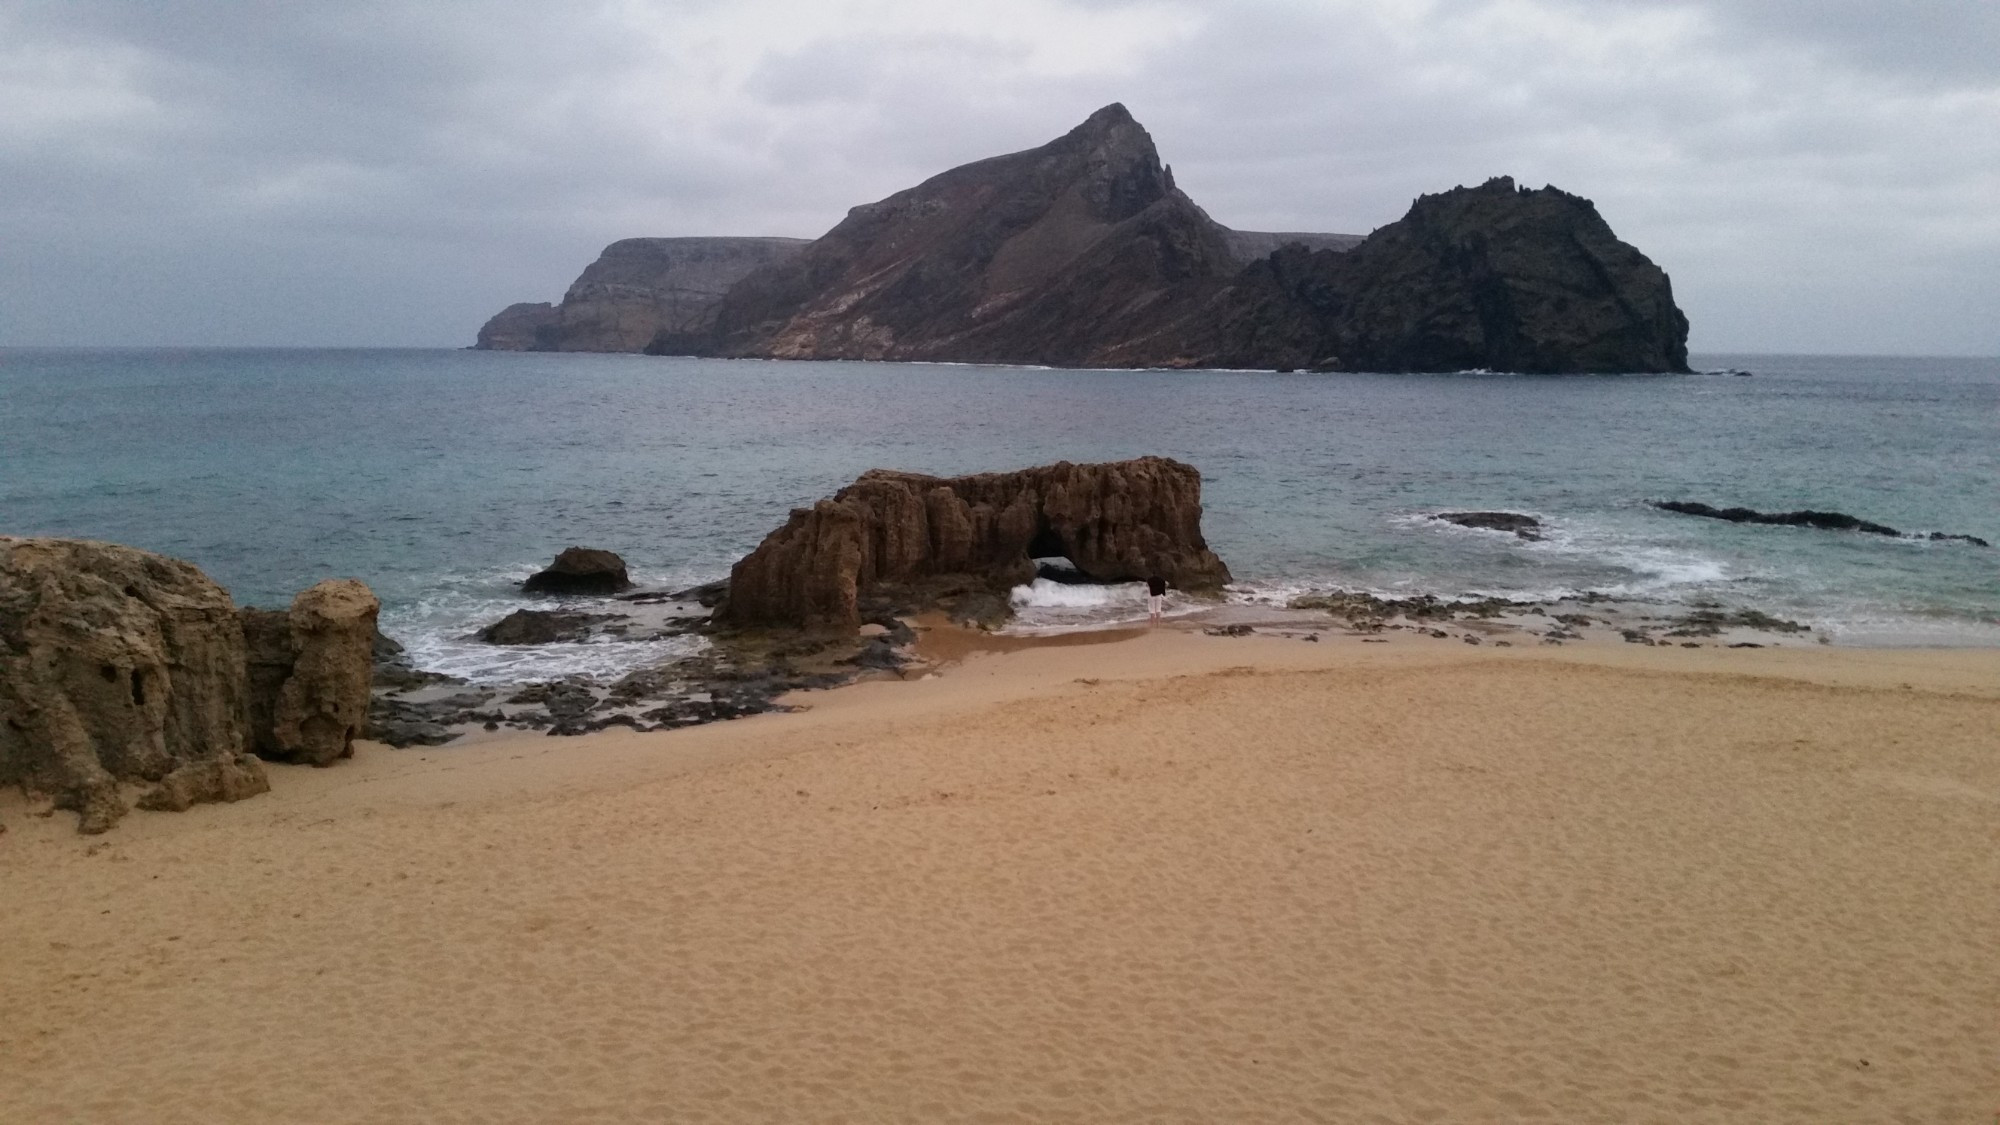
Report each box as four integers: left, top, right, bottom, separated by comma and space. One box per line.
479, 104, 1689, 373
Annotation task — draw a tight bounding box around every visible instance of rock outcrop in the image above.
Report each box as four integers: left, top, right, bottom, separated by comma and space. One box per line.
1653, 501, 1990, 546
720, 456, 1231, 631
241, 579, 379, 767
523, 547, 633, 594
0, 537, 269, 833
474, 302, 558, 350
475, 238, 809, 352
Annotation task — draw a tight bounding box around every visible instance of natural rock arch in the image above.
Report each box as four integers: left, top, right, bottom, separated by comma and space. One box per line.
720, 456, 1231, 632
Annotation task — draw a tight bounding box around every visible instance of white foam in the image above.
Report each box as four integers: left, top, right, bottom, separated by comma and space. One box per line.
1010, 578, 1145, 609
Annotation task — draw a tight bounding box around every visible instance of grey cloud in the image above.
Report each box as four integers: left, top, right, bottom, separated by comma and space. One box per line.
0, 0, 1994, 354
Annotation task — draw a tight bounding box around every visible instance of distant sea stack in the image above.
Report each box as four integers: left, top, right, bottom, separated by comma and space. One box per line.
475, 237, 808, 352
479, 105, 1690, 374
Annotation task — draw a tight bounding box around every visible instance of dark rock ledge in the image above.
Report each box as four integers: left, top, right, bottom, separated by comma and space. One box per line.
1654, 501, 1989, 547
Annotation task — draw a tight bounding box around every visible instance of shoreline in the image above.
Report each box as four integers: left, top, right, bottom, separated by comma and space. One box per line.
5, 630, 1998, 1121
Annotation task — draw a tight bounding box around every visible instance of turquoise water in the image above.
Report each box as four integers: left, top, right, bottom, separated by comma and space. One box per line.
3, 347, 1996, 677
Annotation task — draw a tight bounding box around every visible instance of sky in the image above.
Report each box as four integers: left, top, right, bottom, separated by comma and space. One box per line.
3, 0, 1996, 355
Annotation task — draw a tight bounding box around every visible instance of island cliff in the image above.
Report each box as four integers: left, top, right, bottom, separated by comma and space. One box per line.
480, 105, 1689, 373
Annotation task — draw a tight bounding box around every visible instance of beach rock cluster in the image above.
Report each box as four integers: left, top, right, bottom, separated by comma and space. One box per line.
1654, 501, 1989, 546
474, 237, 809, 352
0, 538, 270, 833
721, 456, 1231, 632
482, 105, 1689, 374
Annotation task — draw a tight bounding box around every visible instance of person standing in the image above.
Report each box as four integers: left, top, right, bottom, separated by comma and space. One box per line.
1146, 574, 1168, 623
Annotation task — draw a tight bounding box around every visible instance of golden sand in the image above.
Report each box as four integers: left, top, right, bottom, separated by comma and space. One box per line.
4, 631, 1997, 1123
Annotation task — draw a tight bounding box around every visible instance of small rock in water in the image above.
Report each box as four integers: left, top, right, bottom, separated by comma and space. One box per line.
522, 546, 634, 595
1203, 624, 1255, 637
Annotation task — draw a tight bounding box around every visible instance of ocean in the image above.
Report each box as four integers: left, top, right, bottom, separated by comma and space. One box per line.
4, 347, 1996, 680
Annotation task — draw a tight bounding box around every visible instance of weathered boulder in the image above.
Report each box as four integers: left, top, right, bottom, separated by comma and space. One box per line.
473, 301, 558, 350
523, 547, 633, 595
721, 457, 1231, 631
241, 579, 378, 767
0, 537, 269, 833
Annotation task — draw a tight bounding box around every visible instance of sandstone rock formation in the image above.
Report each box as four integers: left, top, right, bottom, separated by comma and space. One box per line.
523, 547, 633, 594
475, 237, 809, 352
720, 457, 1230, 632
241, 579, 379, 767
0, 537, 269, 833
474, 301, 557, 350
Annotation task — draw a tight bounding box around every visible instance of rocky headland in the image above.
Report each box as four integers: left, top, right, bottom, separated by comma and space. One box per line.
478, 104, 1689, 373
474, 237, 810, 352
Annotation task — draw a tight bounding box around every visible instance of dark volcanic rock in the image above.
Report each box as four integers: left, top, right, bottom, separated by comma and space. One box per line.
1141, 176, 1689, 373
1436, 511, 1543, 540
522, 547, 633, 595
721, 456, 1231, 632
474, 302, 557, 350
475, 239, 809, 352
478, 609, 614, 645
1654, 501, 1989, 546
0, 537, 269, 833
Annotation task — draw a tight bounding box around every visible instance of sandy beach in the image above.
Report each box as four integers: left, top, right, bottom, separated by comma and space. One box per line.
4, 629, 1997, 1123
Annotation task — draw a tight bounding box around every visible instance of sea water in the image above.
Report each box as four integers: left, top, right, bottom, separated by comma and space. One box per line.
3, 348, 1995, 680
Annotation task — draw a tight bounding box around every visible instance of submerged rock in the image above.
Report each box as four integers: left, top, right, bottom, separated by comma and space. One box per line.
0, 537, 270, 833
1435, 511, 1544, 540
522, 547, 633, 595
720, 456, 1231, 632
478, 608, 614, 645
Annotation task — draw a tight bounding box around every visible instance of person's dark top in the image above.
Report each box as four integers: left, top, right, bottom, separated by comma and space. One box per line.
1147, 576, 1167, 597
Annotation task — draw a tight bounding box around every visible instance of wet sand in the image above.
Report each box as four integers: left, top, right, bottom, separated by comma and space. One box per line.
4, 630, 1998, 1123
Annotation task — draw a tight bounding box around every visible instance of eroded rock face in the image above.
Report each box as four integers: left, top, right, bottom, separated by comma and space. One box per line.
0, 537, 269, 833
720, 457, 1231, 631
523, 547, 633, 595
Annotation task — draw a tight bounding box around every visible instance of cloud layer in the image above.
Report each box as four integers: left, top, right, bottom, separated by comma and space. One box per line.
4, 0, 1995, 354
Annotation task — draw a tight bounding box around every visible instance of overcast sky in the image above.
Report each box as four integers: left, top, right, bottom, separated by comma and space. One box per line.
4, 0, 1996, 354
